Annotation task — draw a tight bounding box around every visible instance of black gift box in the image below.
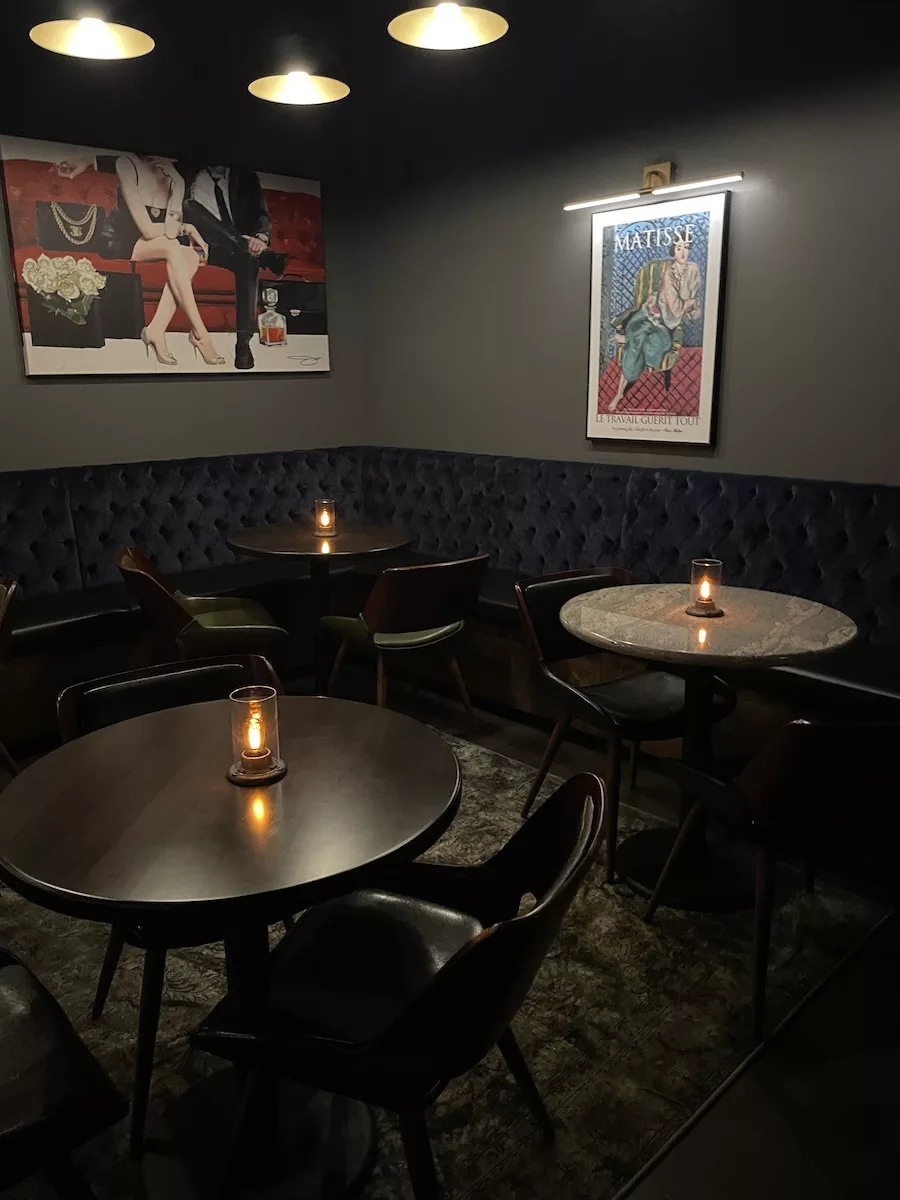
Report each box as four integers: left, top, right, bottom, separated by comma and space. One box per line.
99, 271, 145, 340
26, 287, 105, 349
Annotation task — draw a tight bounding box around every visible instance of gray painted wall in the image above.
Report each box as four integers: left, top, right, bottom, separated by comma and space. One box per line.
0, 192, 371, 471
360, 82, 900, 486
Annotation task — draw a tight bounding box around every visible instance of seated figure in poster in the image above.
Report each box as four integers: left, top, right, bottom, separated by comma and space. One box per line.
608, 235, 702, 411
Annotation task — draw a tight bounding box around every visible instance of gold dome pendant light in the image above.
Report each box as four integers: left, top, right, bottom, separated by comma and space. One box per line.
29, 17, 154, 59
388, 4, 508, 50
248, 71, 350, 105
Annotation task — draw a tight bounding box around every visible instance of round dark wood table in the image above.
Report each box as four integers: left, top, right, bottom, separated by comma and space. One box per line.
0, 696, 460, 1198
228, 520, 411, 690
561, 584, 857, 912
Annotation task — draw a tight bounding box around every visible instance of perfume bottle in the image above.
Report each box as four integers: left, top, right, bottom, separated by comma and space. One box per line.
258, 288, 287, 347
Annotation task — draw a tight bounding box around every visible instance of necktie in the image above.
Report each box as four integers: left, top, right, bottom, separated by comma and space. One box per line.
212, 177, 229, 223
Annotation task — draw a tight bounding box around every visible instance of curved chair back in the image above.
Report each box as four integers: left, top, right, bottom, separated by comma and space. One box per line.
58, 654, 282, 742
362, 555, 489, 635
0, 579, 18, 664
516, 568, 634, 665
116, 547, 191, 641
377, 772, 606, 1080
737, 718, 900, 856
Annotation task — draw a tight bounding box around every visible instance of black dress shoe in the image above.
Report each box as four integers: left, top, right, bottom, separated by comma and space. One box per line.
235, 342, 255, 370
260, 250, 288, 276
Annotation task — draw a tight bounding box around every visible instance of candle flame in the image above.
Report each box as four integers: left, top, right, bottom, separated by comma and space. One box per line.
698, 628, 707, 646
319, 510, 331, 527
699, 578, 711, 600
247, 710, 264, 752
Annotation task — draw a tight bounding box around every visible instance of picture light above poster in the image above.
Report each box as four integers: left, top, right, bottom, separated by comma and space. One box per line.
0, 135, 328, 377
575, 163, 744, 449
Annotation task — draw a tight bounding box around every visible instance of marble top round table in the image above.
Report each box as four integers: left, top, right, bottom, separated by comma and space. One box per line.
560, 584, 857, 913
560, 584, 858, 669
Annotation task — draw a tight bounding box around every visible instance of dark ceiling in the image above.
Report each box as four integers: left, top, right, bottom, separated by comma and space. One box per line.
3, 1, 899, 202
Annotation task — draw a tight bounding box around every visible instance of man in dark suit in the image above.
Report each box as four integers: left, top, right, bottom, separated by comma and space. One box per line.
178, 164, 287, 370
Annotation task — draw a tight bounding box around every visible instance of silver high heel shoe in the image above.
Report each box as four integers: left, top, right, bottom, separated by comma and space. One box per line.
141, 327, 178, 366
189, 331, 226, 366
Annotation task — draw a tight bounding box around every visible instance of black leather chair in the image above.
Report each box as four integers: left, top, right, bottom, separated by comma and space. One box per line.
57, 654, 283, 1160
0, 946, 127, 1198
323, 555, 489, 717
117, 547, 290, 663
193, 772, 606, 1200
645, 719, 900, 1039
0, 578, 19, 778
516, 569, 736, 882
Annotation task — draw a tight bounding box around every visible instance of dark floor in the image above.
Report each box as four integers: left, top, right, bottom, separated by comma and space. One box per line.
623, 911, 900, 1200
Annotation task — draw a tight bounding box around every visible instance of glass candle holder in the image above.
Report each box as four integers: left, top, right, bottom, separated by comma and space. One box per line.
314, 498, 336, 537
685, 558, 724, 618
227, 685, 287, 786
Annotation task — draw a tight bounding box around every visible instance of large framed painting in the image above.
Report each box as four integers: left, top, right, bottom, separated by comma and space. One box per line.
0, 134, 329, 376
586, 192, 728, 445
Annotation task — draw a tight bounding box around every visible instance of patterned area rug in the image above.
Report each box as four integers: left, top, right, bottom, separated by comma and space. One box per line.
0, 735, 887, 1200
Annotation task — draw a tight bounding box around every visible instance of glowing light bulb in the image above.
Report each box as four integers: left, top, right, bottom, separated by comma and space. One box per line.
319, 510, 332, 528
699, 579, 711, 601
247, 711, 264, 753
388, 4, 508, 51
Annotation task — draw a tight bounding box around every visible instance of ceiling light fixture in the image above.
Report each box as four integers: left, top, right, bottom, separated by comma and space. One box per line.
29, 17, 154, 60
388, 4, 509, 50
248, 71, 350, 105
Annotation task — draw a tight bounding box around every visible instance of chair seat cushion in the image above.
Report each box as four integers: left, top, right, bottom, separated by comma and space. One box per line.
200, 889, 482, 1050
182, 595, 287, 635
321, 613, 464, 651
0, 959, 126, 1185
568, 669, 735, 740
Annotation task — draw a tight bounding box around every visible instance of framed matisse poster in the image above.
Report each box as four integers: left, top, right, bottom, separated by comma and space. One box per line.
0, 134, 329, 376
586, 192, 728, 445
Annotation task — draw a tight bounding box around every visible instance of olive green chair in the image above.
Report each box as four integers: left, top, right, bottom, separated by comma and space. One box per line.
323, 555, 489, 715
0, 579, 19, 777
116, 548, 289, 663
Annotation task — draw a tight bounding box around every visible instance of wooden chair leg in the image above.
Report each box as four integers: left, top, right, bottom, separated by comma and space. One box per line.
753, 843, 777, 1042
130, 947, 166, 1160
521, 715, 571, 820
43, 1154, 97, 1200
497, 1027, 555, 1142
447, 655, 476, 725
643, 799, 704, 923
327, 638, 349, 696
605, 733, 623, 884
376, 650, 387, 708
629, 740, 641, 791
398, 1109, 440, 1200
0, 739, 19, 777
92, 926, 127, 1021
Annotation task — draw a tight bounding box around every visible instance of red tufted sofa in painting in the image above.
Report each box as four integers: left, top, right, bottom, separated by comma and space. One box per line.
2, 158, 325, 334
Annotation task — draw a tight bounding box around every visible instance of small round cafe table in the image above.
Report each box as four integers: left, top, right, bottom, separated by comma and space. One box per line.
228, 520, 411, 690
560, 584, 857, 912
0, 696, 460, 1198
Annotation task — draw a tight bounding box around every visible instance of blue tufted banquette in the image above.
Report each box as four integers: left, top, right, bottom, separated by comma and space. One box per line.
1, 446, 899, 663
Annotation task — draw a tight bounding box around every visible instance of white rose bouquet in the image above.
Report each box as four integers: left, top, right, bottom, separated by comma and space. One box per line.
21, 253, 107, 326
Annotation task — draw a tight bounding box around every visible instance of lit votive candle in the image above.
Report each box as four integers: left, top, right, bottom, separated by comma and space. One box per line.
315, 498, 336, 537
686, 559, 724, 618
228, 685, 287, 786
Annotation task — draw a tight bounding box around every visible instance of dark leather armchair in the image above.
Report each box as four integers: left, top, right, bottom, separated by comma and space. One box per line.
646, 719, 900, 1039
0, 578, 19, 777
57, 654, 282, 1159
0, 946, 127, 1198
516, 569, 736, 881
193, 772, 606, 1200
116, 547, 289, 663
323, 554, 489, 716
